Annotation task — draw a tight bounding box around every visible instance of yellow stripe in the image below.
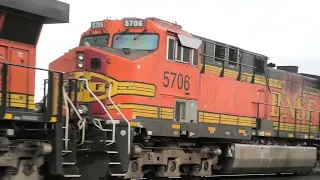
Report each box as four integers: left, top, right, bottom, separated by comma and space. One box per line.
0, 93, 35, 110
273, 122, 319, 133
172, 124, 180, 129
73, 72, 156, 103
160, 115, 173, 120
239, 129, 246, 134
240, 73, 252, 83
201, 112, 219, 123
160, 107, 174, 119
133, 112, 157, 118
199, 111, 257, 127
50, 117, 57, 123
107, 104, 165, 119
106, 103, 319, 139
208, 127, 216, 132
161, 108, 174, 113
4, 113, 12, 120
202, 64, 282, 88
161, 111, 173, 116
265, 132, 271, 136
95, 102, 320, 135
130, 121, 140, 127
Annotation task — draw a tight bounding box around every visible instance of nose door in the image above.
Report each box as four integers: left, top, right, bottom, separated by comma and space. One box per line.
82, 50, 108, 116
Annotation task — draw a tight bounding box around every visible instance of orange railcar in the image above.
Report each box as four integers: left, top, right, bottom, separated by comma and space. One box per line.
0, 1, 70, 180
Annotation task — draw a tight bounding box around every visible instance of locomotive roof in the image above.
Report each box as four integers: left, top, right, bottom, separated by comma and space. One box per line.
0, 0, 69, 23
146, 17, 192, 37
193, 34, 269, 60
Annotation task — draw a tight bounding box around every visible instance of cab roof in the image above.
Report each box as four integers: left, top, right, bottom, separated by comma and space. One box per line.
146, 17, 192, 37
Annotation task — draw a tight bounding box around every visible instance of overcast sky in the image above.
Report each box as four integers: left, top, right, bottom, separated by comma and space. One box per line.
34, 0, 320, 99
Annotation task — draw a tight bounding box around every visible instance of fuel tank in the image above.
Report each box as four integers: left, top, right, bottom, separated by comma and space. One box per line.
220, 143, 317, 174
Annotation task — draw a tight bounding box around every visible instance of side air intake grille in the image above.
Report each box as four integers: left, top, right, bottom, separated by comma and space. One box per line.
214, 44, 225, 62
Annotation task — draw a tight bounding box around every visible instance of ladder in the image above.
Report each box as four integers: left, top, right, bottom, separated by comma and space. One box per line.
61, 85, 83, 179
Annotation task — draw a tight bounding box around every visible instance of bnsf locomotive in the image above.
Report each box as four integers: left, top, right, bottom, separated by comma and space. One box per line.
0, 0, 320, 179
49, 17, 320, 179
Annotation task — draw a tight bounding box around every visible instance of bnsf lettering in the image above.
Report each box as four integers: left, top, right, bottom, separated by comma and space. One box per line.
270, 92, 316, 121
95, 83, 108, 91
163, 71, 190, 91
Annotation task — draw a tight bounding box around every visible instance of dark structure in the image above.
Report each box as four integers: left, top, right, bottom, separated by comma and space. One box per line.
0, 1, 70, 180
0, 0, 69, 23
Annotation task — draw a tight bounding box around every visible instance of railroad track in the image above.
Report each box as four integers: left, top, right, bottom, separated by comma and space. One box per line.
144, 173, 320, 180
200, 173, 320, 180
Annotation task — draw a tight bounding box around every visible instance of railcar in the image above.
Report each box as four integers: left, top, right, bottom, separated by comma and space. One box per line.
0, 0, 70, 179
49, 18, 320, 179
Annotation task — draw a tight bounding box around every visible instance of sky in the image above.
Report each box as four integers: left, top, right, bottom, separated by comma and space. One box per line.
34, 0, 320, 100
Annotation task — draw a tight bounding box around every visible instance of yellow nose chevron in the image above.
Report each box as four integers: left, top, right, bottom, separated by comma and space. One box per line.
65, 71, 156, 103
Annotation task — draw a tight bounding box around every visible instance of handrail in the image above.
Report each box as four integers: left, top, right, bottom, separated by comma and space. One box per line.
108, 83, 131, 154
0, 63, 7, 119
0, 60, 64, 73
62, 85, 87, 146
252, 101, 320, 113
62, 86, 70, 152
201, 53, 256, 69
78, 78, 116, 145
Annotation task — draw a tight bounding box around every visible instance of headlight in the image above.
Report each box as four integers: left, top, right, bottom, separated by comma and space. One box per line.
78, 62, 84, 68
78, 53, 84, 61
77, 105, 88, 115
77, 52, 84, 69
34, 103, 45, 113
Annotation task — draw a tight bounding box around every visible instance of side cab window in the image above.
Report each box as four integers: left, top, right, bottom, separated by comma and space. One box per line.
166, 35, 200, 66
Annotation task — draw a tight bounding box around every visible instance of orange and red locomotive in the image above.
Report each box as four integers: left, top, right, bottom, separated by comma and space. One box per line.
49, 17, 320, 179
0, 0, 319, 178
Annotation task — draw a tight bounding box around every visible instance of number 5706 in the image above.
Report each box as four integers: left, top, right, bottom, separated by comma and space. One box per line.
163, 71, 190, 91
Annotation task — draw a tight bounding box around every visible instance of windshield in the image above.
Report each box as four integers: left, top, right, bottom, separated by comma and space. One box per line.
112, 33, 159, 51
79, 34, 109, 48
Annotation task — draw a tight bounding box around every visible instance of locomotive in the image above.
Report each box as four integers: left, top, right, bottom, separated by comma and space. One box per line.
0, 0, 320, 179
48, 17, 320, 179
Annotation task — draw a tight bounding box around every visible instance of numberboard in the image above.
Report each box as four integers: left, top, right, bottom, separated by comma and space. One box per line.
91, 20, 104, 29
123, 18, 145, 28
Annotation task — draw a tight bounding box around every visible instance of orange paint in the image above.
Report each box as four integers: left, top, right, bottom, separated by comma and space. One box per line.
0, 39, 36, 96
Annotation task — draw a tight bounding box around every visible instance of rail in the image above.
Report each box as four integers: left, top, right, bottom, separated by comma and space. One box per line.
61, 83, 87, 152
199, 39, 266, 85
253, 101, 320, 139
200, 53, 259, 83
0, 60, 64, 123
201, 53, 256, 69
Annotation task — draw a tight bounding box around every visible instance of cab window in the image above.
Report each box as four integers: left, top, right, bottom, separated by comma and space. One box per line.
167, 37, 195, 65
79, 34, 109, 48
112, 33, 159, 51
193, 49, 198, 65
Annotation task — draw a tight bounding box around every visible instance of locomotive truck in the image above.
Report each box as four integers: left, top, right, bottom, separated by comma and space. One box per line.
0, 0, 320, 180
49, 17, 320, 179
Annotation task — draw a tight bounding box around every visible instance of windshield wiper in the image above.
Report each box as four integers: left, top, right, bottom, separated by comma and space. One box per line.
116, 29, 129, 40
133, 29, 147, 40
122, 48, 131, 55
